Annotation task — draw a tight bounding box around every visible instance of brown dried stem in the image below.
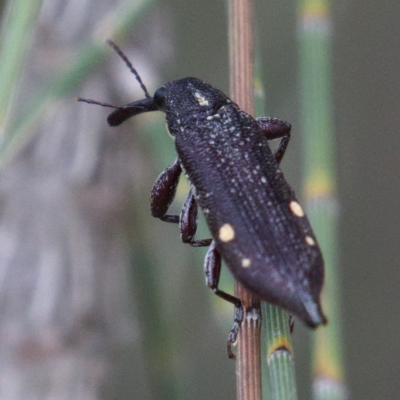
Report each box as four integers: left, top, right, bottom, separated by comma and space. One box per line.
228, 1, 262, 399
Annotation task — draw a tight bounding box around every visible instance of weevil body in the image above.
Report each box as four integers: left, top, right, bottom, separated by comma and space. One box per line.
78, 41, 327, 356
151, 78, 325, 326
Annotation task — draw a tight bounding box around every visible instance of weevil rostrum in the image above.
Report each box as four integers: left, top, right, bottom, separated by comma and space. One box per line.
78, 41, 327, 357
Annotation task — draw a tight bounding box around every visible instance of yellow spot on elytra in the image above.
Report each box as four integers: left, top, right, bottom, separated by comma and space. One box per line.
242, 258, 251, 268
194, 92, 209, 106
289, 201, 305, 217
306, 236, 315, 246
219, 223, 235, 242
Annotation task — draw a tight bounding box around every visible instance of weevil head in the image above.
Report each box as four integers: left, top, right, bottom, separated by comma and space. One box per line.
161, 77, 231, 137
162, 77, 228, 113
107, 77, 230, 131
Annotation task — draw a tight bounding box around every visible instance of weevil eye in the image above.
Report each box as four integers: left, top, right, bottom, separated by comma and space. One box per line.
154, 87, 167, 109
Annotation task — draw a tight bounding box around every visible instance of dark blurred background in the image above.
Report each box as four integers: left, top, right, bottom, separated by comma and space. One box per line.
0, 0, 399, 399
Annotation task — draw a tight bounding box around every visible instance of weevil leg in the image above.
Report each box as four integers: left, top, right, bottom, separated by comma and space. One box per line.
256, 117, 291, 164
205, 241, 243, 359
180, 189, 212, 247
150, 158, 182, 223
289, 314, 295, 333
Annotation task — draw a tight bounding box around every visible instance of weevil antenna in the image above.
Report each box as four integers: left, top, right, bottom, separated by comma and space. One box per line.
76, 98, 122, 109
107, 39, 151, 99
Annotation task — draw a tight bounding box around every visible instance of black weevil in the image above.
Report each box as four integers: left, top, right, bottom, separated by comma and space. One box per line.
78, 40, 327, 358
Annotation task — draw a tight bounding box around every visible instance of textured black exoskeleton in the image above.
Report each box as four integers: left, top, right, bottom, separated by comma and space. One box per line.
78, 41, 327, 357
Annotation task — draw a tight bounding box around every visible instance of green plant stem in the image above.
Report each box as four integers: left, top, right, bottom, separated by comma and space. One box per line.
297, 0, 347, 399
254, 49, 298, 400
264, 303, 297, 400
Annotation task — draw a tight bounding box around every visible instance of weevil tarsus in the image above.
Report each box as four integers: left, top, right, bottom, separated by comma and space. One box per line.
227, 306, 244, 360
288, 314, 295, 333
205, 240, 243, 359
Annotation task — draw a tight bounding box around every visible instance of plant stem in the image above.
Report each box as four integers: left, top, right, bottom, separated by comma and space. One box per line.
228, 1, 262, 399
264, 304, 298, 400
261, 288, 297, 398
297, 0, 347, 398
253, 49, 299, 400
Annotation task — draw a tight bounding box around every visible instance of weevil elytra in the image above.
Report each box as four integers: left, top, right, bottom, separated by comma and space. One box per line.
78, 40, 327, 357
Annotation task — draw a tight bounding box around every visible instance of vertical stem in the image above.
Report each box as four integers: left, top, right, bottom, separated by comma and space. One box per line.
228, 0, 254, 114
228, 1, 262, 399
264, 304, 298, 400
254, 50, 298, 400
297, 0, 347, 398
